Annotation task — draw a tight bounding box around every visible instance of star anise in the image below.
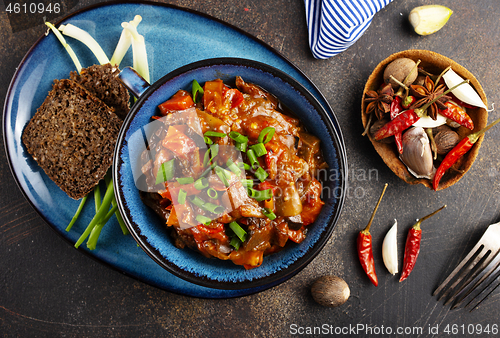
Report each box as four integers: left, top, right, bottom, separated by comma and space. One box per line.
364, 83, 394, 120
409, 76, 450, 120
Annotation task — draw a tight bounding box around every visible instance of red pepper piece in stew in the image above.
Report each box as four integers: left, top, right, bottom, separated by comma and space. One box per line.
158, 90, 194, 115
204, 79, 225, 114
224, 88, 245, 109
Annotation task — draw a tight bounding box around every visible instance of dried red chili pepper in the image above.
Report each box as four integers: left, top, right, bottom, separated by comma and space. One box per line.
375, 79, 469, 141
448, 92, 477, 109
357, 183, 388, 286
390, 96, 404, 154
374, 109, 420, 141
439, 101, 474, 130
433, 117, 500, 190
400, 205, 446, 282
390, 96, 403, 120
402, 95, 416, 109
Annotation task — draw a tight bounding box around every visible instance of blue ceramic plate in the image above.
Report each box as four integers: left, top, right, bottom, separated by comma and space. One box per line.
4, 1, 347, 297
114, 58, 347, 289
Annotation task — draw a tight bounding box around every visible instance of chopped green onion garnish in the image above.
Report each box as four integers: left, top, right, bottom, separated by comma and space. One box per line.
194, 177, 209, 190
230, 236, 241, 250
235, 141, 248, 152
200, 163, 216, 177
248, 188, 273, 201
203, 148, 211, 167
263, 208, 277, 220
192, 79, 204, 103
226, 159, 242, 176
207, 188, 218, 199
155, 159, 175, 184
246, 149, 259, 169
178, 189, 187, 204
237, 162, 251, 171
240, 179, 253, 189
250, 143, 267, 157
203, 202, 225, 214
210, 144, 219, 159
204, 131, 226, 138
196, 214, 212, 226
254, 166, 268, 182
258, 127, 275, 144
229, 221, 247, 242
191, 196, 205, 208
204, 136, 213, 145
215, 166, 231, 187
203, 144, 220, 167
176, 177, 194, 185
229, 131, 248, 143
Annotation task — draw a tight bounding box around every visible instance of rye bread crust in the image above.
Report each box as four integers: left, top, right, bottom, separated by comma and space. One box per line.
22, 79, 122, 200
70, 63, 130, 120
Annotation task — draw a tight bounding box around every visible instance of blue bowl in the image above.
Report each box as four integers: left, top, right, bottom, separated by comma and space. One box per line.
113, 58, 347, 290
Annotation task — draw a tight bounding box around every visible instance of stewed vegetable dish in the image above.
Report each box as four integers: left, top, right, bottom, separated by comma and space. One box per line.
139, 76, 326, 269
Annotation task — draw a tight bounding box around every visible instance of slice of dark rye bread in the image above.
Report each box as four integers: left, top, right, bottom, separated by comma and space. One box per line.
70, 63, 130, 120
22, 79, 122, 200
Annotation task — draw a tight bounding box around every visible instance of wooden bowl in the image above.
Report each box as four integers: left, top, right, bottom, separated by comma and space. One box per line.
361, 50, 488, 190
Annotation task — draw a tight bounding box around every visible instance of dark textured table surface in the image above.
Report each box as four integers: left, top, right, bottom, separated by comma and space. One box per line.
2, 0, 500, 337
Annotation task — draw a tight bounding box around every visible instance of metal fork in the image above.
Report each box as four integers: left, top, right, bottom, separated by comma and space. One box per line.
433, 221, 500, 311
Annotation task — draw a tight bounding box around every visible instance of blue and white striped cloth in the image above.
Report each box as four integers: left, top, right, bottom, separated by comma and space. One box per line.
305, 0, 393, 59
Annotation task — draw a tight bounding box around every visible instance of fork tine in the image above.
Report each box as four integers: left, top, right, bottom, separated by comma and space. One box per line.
466, 265, 500, 312
443, 250, 494, 306
450, 250, 500, 309
433, 242, 486, 298
440, 249, 491, 304
434, 222, 500, 309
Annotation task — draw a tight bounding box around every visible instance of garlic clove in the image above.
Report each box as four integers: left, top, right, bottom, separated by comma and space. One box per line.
442, 68, 487, 109
382, 219, 398, 275
412, 113, 447, 128
400, 127, 435, 179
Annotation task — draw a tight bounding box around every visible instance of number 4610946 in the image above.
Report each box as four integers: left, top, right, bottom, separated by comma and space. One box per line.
6, 2, 60, 14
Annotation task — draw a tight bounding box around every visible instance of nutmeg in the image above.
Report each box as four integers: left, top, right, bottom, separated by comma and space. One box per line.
414, 74, 427, 87
383, 58, 418, 89
311, 275, 350, 307
432, 124, 453, 136
434, 129, 460, 155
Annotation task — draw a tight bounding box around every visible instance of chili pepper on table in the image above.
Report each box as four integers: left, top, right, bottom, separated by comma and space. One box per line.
390, 96, 404, 154
433, 117, 500, 190
400, 205, 446, 282
357, 183, 388, 286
